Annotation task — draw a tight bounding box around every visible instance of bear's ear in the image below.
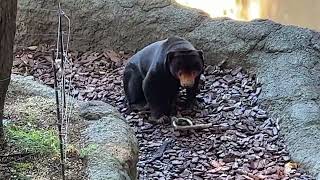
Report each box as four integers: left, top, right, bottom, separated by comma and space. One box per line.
197, 50, 204, 64
197, 50, 204, 59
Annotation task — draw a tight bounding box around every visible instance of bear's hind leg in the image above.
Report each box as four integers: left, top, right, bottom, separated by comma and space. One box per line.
123, 65, 147, 112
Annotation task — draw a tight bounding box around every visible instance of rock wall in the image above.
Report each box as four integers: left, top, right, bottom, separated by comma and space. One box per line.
17, 0, 320, 178
17, 0, 207, 54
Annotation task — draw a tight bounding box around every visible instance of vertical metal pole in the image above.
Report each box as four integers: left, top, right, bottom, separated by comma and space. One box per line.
59, 3, 66, 109
55, 3, 67, 178
52, 50, 66, 180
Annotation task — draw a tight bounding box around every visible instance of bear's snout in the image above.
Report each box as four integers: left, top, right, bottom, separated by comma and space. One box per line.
179, 72, 195, 88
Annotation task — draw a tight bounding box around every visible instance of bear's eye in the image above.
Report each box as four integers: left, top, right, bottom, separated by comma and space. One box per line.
191, 71, 198, 77
191, 62, 200, 69
176, 60, 183, 67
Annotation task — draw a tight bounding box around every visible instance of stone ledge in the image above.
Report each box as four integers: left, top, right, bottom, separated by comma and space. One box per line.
9, 75, 138, 180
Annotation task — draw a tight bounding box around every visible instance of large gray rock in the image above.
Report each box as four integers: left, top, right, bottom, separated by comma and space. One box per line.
79, 101, 138, 180
16, 0, 206, 52
17, 0, 320, 178
9, 75, 139, 180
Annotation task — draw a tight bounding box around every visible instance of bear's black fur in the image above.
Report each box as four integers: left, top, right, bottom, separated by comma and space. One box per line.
123, 36, 204, 123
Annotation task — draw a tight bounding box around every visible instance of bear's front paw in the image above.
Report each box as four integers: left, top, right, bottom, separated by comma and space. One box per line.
185, 99, 199, 109
149, 115, 171, 124
129, 103, 149, 112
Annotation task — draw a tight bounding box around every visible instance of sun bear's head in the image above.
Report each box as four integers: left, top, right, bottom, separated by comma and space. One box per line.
166, 50, 204, 88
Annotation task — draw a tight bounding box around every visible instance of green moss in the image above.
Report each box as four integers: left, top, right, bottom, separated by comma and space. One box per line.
12, 162, 33, 180
80, 144, 99, 158
6, 124, 59, 155
14, 162, 33, 171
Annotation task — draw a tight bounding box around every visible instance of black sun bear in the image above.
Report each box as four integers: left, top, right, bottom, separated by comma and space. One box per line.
123, 36, 204, 123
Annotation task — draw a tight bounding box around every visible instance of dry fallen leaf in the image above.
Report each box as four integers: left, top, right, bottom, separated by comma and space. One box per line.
27, 45, 38, 51
66, 145, 80, 157
284, 162, 298, 175
105, 50, 121, 63
20, 54, 29, 65
210, 159, 228, 168
207, 167, 222, 173
276, 166, 285, 177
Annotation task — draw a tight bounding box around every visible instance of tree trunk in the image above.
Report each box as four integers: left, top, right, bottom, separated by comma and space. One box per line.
0, 0, 17, 145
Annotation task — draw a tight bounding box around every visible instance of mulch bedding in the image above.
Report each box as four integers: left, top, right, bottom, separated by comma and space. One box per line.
10, 45, 315, 180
